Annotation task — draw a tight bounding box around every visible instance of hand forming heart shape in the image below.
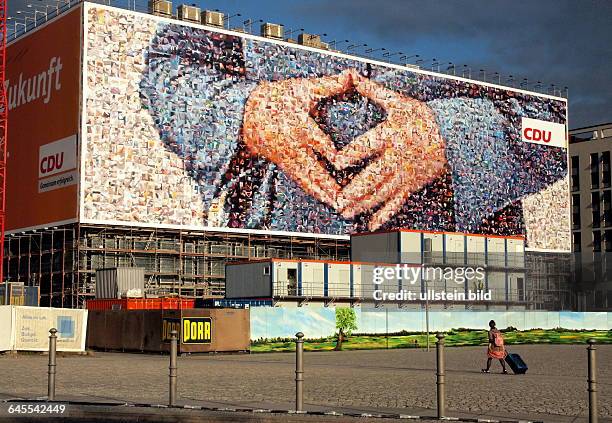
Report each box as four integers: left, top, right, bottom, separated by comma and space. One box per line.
242, 69, 447, 230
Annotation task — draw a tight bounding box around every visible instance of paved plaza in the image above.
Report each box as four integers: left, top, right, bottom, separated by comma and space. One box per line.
0, 344, 610, 422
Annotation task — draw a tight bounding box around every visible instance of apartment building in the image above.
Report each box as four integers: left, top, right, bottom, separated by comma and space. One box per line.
569, 122, 612, 309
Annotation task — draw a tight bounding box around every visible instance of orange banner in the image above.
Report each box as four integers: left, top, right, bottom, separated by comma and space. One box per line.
5, 7, 81, 231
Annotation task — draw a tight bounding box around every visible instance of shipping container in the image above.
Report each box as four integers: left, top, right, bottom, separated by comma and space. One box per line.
86, 308, 250, 353
273, 261, 300, 297
225, 261, 271, 299
95, 267, 145, 298
86, 297, 195, 310
351, 231, 400, 263
507, 272, 526, 302
327, 262, 351, 298
466, 235, 486, 265
352, 229, 525, 270
487, 237, 506, 267
226, 255, 526, 306
298, 261, 324, 297
399, 231, 421, 254
488, 271, 506, 302
351, 264, 365, 298
507, 239, 526, 267
226, 259, 405, 301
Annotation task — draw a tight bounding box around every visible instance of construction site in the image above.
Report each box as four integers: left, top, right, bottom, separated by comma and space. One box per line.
1, 1, 576, 311
4, 225, 349, 307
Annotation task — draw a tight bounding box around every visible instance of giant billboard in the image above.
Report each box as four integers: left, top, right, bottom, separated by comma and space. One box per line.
82, 4, 570, 251
6, 7, 81, 232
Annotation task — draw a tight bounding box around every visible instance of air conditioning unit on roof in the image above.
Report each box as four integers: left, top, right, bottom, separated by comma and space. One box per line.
177, 4, 201, 23
149, 0, 172, 17
202, 10, 224, 27
260, 23, 284, 40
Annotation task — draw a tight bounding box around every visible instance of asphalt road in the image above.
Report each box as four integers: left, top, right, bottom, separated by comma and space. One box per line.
0, 344, 610, 422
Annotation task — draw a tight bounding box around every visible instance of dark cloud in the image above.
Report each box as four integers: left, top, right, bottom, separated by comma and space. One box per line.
8, 0, 611, 127
289, 0, 612, 128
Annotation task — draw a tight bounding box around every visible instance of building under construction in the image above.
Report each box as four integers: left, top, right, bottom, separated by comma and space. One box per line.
3, 2, 573, 309
5, 225, 349, 307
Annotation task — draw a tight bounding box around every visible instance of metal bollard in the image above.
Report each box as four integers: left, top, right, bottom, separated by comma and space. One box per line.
436, 333, 445, 419
587, 339, 598, 423
169, 330, 178, 406
47, 328, 57, 401
295, 332, 304, 412
48, 328, 57, 401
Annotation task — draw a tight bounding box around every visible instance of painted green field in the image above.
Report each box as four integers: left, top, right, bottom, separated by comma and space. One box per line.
250, 329, 612, 353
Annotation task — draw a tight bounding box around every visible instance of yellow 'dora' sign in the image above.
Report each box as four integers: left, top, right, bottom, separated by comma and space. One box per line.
182, 317, 212, 344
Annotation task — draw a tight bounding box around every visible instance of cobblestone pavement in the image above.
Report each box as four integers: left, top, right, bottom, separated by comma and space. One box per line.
0, 345, 610, 422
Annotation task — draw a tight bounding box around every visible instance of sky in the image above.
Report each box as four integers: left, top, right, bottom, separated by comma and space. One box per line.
8, 0, 612, 128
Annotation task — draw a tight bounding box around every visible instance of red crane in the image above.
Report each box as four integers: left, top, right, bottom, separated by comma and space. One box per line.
0, 0, 7, 286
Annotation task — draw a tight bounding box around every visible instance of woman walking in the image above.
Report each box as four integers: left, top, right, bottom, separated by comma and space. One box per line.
482, 320, 508, 374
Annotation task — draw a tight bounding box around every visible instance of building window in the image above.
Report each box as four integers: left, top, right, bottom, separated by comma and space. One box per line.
604, 191, 612, 227
591, 153, 600, 189
592, 192, 601, 228
573, 232, 581, 252
516, 277, 524, 301
571, 131, 596, 142
605, 230, 612, 253
571, 156, 580, 191
572, 194, 581, 229
593, 231, 602, 252
287, 268, 297, 296
602, 152, 611, 188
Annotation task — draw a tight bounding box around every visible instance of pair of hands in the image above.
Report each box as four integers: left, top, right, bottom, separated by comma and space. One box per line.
242, 69, 447, 230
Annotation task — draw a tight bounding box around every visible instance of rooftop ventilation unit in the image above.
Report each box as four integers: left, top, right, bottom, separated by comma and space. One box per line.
202, 10, 224, 27
298, 33, 327, 49
148, 0, 172, 18
260, 23, 284, 40
177, 4, 201, 23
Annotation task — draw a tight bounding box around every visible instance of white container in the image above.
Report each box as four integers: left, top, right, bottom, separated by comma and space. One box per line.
299, 262, 324, 297
95, 267, 145, 298
327, 263, 351, 298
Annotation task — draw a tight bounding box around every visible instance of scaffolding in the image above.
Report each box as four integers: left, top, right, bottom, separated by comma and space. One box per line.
524, 251, 574, 310
4, 224, 350, 308
3, 223, 578, 310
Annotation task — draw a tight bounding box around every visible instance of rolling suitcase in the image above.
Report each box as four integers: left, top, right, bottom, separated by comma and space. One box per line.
505, 353, 528, 374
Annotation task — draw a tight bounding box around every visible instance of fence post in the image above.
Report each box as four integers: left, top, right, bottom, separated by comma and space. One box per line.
436, 332, 445, 419
169, 330, 178, 406
47, 328, 57, 401
295, 332, 304, 412
587, 339, 598, 423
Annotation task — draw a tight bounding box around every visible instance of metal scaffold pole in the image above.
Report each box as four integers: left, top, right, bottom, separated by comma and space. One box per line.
0, 0, 7, 286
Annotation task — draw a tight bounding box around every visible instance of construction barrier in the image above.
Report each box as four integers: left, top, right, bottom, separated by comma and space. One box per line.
86, 308, 250, 353
0, 306, 88, 352
249, 308, 612, 340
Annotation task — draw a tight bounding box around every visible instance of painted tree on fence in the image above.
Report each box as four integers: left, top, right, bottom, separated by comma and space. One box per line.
335, 308, 358, 351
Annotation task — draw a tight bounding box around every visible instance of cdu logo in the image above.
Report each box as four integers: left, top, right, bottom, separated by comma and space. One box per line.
38, 135, 77, 179
521, 117, 567, 149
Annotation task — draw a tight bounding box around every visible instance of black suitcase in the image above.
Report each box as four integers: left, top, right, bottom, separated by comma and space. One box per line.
505, 353, 528, 374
